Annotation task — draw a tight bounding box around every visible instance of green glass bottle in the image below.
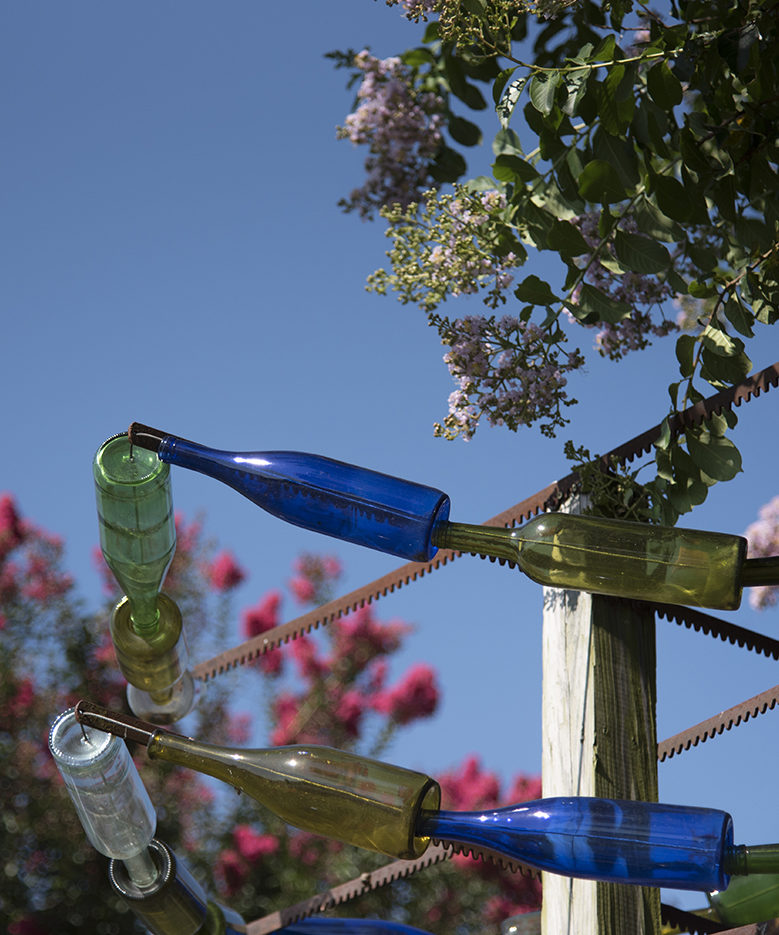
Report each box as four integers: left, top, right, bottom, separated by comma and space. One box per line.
94, 433, 177, 633
434, 513, 749, 610
709, 873, 779, 926
94, 433, 194, 723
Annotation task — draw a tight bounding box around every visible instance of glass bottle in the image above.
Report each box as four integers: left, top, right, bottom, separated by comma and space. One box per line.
48, 708, 158, 888
708, 873, 779, 926
109, 838, 246, 935
418, 797, 738, 892
145, 732, 440, 860
128, 424, 450, 562
94, 432, 195, 723
435, 515, 750, 610
94, 433, 176, 633
279, 920, 434, 934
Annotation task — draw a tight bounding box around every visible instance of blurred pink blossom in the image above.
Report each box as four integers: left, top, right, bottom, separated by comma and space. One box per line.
208, 550, 246, 592
242, 591, 284, 675
372, 663, 439, 724
289, 575, 316, 604
233, 825, 279, 863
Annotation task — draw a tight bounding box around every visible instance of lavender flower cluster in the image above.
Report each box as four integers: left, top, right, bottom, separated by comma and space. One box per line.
571, 212, 677, 359
744, 496, 779, 610
435, 314, 584, 440
337, 50, 445, 219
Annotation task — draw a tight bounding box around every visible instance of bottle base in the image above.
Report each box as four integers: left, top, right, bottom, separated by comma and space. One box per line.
127, 671, 198, 725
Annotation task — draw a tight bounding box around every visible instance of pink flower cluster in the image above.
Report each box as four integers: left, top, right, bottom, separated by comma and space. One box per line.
241, 591, 284, 675
372, 662, 439, 724
215, 824, 279, 897
337, 51, 445, 218
744, 496, 779, 610
289, 553, 342, 605
207, 550, 246, 592
439, 314, 584, 440
0, 494, 72, 625
571, 212, 677, 360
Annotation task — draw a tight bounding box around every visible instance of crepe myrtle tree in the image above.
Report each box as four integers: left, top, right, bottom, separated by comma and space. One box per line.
336, 0, 778, 524
0, 493, 541, 935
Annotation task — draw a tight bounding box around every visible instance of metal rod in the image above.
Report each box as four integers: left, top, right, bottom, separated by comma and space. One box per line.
75, 700, 159, 746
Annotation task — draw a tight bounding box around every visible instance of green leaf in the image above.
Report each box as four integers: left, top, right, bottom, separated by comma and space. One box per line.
652, 175, 692, 222
578, 159, 626, 205
493, 127, 523, 157
614, 230, 671, 273
701, 324, 741, 357
547, 219, 589, 256
496, 75, 529, 129
686, 243, 718, 272
592, 130, 639, 189
529, 71, 561, 116
566, 283, 631, 324
493, 153, 539, 184
675, 334, 697, 378
401, 48, 435, 67
646, 62, 683, 108
429, 146, 467, 183
655, 416, 672, 451
448, 115, 482, 147
701, 346, 753, 385
679, 126, 712, 177
686, 434, 742, 481
633, 197, 683, 243
514, 274, 559, 305
722, 298, 755, 338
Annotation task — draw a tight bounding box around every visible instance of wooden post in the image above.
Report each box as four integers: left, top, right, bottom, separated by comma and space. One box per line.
541, 505, 661, 934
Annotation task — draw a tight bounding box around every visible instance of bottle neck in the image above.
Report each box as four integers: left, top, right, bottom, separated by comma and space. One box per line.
433, 521, 519, 564
740, 556, 779, 588
723, 842, 779, 877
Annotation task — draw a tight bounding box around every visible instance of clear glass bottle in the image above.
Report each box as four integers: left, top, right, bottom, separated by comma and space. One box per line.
129, 424, 450, 562
435, 514, 749, 610
48, 708, 158, 888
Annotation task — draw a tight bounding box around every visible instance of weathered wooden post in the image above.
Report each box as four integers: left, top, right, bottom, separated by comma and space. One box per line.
541, 499, 661, 934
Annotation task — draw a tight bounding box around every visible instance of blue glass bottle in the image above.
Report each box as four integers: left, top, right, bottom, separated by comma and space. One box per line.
418, 797, 735, 892
129, 424, 450, 562
279, 921, 433, 934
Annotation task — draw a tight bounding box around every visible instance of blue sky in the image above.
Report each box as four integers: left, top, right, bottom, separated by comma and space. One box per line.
3, 1, 778, 912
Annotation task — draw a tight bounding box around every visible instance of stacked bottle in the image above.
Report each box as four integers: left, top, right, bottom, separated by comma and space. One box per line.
93, 433, 195, 722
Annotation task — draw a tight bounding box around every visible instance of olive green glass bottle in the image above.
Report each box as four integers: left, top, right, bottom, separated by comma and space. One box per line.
146, 732, 440, 859
709, 873, 779, 927
435, 513, 750, 610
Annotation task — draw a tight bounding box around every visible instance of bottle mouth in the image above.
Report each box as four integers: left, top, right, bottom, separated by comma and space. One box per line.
94, 433, 167, 488
48, 707, 116, 771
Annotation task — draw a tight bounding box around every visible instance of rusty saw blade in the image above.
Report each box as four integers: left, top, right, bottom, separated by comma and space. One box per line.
193, 362, 779, 683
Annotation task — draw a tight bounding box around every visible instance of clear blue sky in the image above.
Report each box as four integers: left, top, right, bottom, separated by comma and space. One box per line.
3, 1, 778, 912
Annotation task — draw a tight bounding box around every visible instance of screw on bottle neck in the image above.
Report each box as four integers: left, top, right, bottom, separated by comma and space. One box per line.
723, 843, 779, 877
